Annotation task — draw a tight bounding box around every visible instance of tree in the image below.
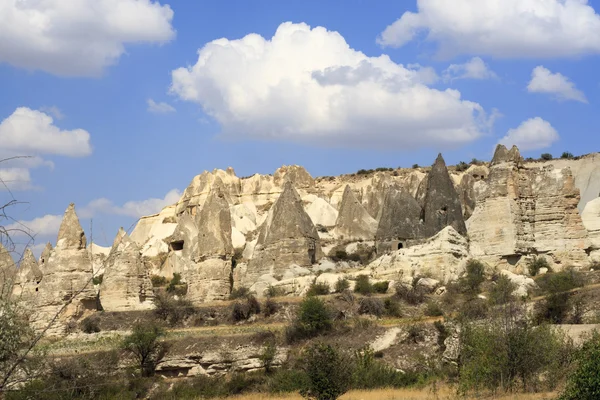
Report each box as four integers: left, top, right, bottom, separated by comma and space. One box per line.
122, 322, 168, 377
560, 331, 600, 400
541, 153, 553, 161
460, 259, 486, 295
300, 343, 352, 400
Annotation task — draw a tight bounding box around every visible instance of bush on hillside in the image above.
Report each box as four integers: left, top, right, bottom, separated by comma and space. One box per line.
358, 297, 385, 318
300, 343, 353, 400
561, 152, 575, 160
459, 259, 486, 295
541, 153, 553, 161
286, 297, 332, 343
334, 278, 350, 293
560, 331, 600, 400
354, 275, 373, 295
488, 275, 517, 305
395, 282, 426, 305
229, 287, 250, 300
372, 281, 389, 294
154, 292, 195, 327
528, 256, 550, 276
306, 282, 331, 297
231, 295, 261, 322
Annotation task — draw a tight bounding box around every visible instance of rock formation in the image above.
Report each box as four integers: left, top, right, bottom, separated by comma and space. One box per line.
422, 154, 467, 237
34, 204, 96, 335
99, 229, 154, 311
334, 185, 378, 241
582, 198, 600, 262
468, 145, 589, 271
0, 242, 16, 298
244, 182, 322, 287
13, 248, 42, 299
376, 185, 424, 252
185, 186, 234, 304
305, 197, 338, 228
369, 226, 469, 283
39, 242, 53, 267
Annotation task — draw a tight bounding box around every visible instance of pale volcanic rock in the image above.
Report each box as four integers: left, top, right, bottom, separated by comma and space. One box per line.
0, 242, 16, 297
423, 155, 467, 237
305, 197, 339, 227
244, 182, 322, 287
88, 243, 110, 277
468, 145, 590, 269
369, 226, 469, 283
176, 168, 240, 215
39, 242, 53, 267
230, 203, 258, 235
582, 198, 600, 260
99, 229, 154, 312
34, 204, 96, 335
333, 185, 378, 241
273, 165, 315, 189
232, 227, 246, 251
459, 165, 490, 220
499, 270, 537, 297
376, 185, 424, 242
13, 248, 42, 299
185, 186, 235, 304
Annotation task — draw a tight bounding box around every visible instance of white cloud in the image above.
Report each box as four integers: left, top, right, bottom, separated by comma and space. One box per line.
170, 22, 492, 149
0, 107, 92, 157
147, 99, 176, 113
0, 0, 175, 77
5, 214, 63, 238
443, 57, 497, 82
498, 117, 559, 151
80, 189, 181, 218
39, 106, 65, 120
377, 0, 600, 59
0, 168, 33, 191
527, 66, 587, 103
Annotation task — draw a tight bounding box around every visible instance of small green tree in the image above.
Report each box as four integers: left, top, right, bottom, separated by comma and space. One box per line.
561, 152, 575, 160
528, 256, 550, 276
456, 161, 469, 172
541, 153, 553, 161
122, 322, 168, 377
353, 275, 373, 295
560, 331, 600, 400
334, 278, 350, 293
489, 275, 517, 305
300, 343, 352, 400
287, 297, 333, 342
259, 340, 277, 374
460, 259, 486, 295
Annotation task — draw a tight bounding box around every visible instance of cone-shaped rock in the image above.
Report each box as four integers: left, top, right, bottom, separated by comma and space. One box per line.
376, 185, 424, 242
56, 203, 86, 250
491, 144, 509, 165
99, 228, 154, 311
35, 204, 95, 335
0, 242, 16, 298
196, 185, 233, 258
507, 145, 523, 165
334, 185, 377, 240
39, 242, 53, 267
423, 154, 467, 236
244, 182, 322, 288
13, 248, 42, 299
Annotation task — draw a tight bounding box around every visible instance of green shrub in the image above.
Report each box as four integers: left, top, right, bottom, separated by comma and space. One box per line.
412, 164, 420, 169
489, 274, 517, 305
352, 347, 418, 389
541, 153, 553, 161
536, 268, 583, 294
424, 301, 444, 317
230, 287, 250, 300
354, 275, 373, 295
300, 343, 353, 400
458, 297, 489, 321
307, 282, 331, 297
150, 275, 167, 287
372, 281, 390, 294
266, 368, 310, 394
434, 321, 449, 350
122, 322, 168, 377
80, 315, 101, 334
260, 340, 277, 373
231, 295, 261, 321
334, 278, 350, 293
153, 292, 195, 326
166, 273, 183, 294
92, 274, 103, 285
528, 256, 550, 276
384, 298, 403, 318
263, 298, 279, 317
406, 324, 424, 344
456, 161, 469, 172
534, 292, 571, 324
286, 297, 332, 343
358, 297, 385, 317
460, 259, 486, 295
266, 285, 285, 298
561, 152, 575, 160
560, 331, 600, 400
395, 283, 426, 305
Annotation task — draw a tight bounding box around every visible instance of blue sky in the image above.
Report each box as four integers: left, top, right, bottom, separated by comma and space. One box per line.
1, 0, 599, 255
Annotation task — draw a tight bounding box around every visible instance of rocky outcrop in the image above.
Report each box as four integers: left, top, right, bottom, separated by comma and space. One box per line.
186, 187, 234, 304
468, 145, 590, 270
244, 182, 321, 287
0, 242, 16, 298
88, 243, 110, 277
369, 226, 469, 283
39, 242, 53, 267
274, 165, 314, 189
13, 248, 42, 299
423, 155, 467, 237
99, 229, 154, 312
334, 186, 378, 241
305, 197, 338, 228
459, 165, 490, 219
376, 185, 424, 249
34, 204, 96, 335
582, 198, 600, 261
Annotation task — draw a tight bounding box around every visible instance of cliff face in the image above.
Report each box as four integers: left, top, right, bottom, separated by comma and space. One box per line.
13, 147, 600, 336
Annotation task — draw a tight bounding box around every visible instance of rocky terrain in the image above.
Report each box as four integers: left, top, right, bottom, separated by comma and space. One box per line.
2, 145, 600, 335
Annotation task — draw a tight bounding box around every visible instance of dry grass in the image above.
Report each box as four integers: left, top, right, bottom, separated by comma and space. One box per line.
218, 387, 558, 400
